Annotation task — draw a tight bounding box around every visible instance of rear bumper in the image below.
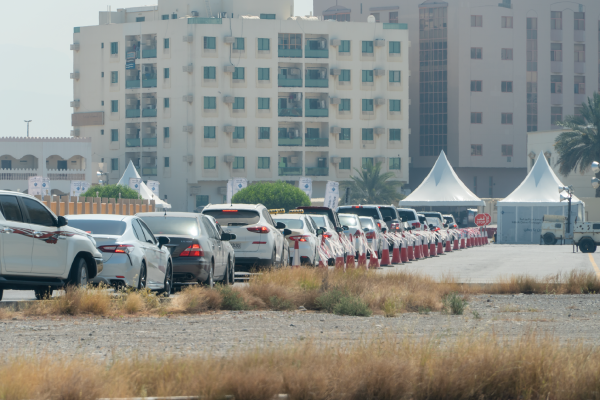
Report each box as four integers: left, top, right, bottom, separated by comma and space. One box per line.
172, 257, 210, 283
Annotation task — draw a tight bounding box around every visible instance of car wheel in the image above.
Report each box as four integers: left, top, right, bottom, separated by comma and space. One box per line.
270, 248, 277, 268
69, 257, 89, 287
579, 238, 597, 253
543, 232, 557, 245
158, 262, 172, 297
203, 261, 215, 287
34, 287, 53, 300
137, 263, 147, 290
0, 289, 3, 301
227, 258, 235, 285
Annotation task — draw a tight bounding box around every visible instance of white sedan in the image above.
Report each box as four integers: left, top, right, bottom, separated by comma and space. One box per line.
272, 214, 322, 267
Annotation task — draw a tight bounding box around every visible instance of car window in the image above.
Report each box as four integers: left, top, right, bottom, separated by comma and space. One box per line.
359, 218, 375, 229
274, 218, 303, 229
339, 215, 359, 227
140, 217, 199, 236
310, 215, 327, 229
397, 210, 416, 222
22, 198, 55, 227
304, 217, 315, 233
262, 209, 276, 227
130, 219, 143, 240
378, 207, 397, 219
203, 209, 260, 226
213, 219, 224, 236
307, 216, 318, 231
137, 219, 157, 244
68, 219, 127, 235
0, 195, 24, 222
338, 207, 380, 219
201, 216, 218, 239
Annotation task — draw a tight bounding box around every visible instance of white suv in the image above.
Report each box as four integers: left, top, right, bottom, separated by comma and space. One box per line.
202, 204, 291, 270
0, 191, 104, 300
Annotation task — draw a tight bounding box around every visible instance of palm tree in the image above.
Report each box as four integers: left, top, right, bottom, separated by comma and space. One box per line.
340, 162, 404, 205
555, 92, 600, 196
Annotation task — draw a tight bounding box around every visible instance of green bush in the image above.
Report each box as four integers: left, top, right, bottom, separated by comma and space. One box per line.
268, 296, 294, 311
315, 289, 372, 317
231, 181, 310, 211
217, 286, 248, 310
444, 292, 467, 315
81, 184, 141, 200
315, 289, 345, 313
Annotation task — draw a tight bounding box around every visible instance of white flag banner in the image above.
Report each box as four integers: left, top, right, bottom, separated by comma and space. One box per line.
226, 179, 233, 204
323, 181, 340, 209
28, 176, 43, 196
129, 178, 142, 193
299, 177, 312, 199
232, 177, 248, 197
147, 180, 160, 198
70, 181, 91, 197
41, 178, 51, 196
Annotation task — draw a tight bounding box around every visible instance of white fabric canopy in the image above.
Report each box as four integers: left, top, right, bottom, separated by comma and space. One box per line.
399, 150, 484, 207
117, 161, 171, 209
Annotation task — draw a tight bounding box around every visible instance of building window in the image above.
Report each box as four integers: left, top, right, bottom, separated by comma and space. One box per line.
196, 195, 209, 207
501, 113, 513, 124
551, 43, 562, 61
101, 129, 104, 135
164, 157, 170, 168
362, 128, 374, 141
389, 70, 401, 83
501, 16, 513, 28
164, 98, 170, 108
370, 13, 380, 22
164, 127, 170, 139
551, 11, 562, 30
574, 76, 585, 94
501, 81, 513, 92
574, 12, 585, 30
110, 42, 118, 54
339, 40, 350, 53
340, 157, 351, 169
204, 66, 216, 79
362, 99, 374, 112
232, 157, 245, 169
171, 13, 177, 19
164, 68, 170, 79
325, 13, 350, 22
111, 100, 118, 112
471, 144, 483, 156
339, 69, 351, 82
551, 107, 563, 125
258, 157, 270, 168
232, 67, 245, 80
471, 47, 482, 59
232, 97, 245, 110
111, 129, 118, 141
258, 98, 270, 110
204, 96, 216, 110
162, 15, 169, 20
259, 127, 270, 139
471, 112, 483, 124
389, 12, 398, 23
362, 70, 373, 82
339, 99, 350, 111
389, 129, 401, 141
204, 126, 216, 139
111, 158, 119, 171
164, 38, 170, 49
204, 156, 216, 169
110, 71, 118, 83
233, 127, 245, 139
258, 68, 270, 81
574, 44, 585, 62
502, 145, 513, 157
471, 15, 482, 27
362, 157, 374, 168
204, 37, 216, 49
501, 48, 513, 60
551, 75, 562, 93
260, 14, 275, 19
471, 80, 482, 92
389, 100, 401, 112
527, 17, 538, 133
389, 41, 401, 54
389, 158, 401, 170
233, 38, 245, 50
258, 38, 270, 51
362, 41, 373, 53
278, 33, 302, 50
339, 128, 351, 141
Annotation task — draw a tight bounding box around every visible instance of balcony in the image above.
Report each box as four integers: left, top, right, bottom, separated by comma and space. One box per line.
305, 49, 329, 58
278, 137, 302, 146
278, 108, 302, 117
278, 48, 302, 58
142, 78, 157, 88
305, 137, 329, 147
278, 167, 302, 176
278, 74, 303, 87
142, 137, 157, 147
126, 109, 141, 118
305, 78, 328, 88
142, 109, 157, 117
126, 80, 141, 89
126, 138, 140, 147
142, 48, 157, 58
306, 167, 329, 176
305, 108, 328, 117
142, 167, 157, 176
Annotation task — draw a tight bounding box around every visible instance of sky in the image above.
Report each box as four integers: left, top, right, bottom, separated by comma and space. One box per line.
0, 0, 313, 139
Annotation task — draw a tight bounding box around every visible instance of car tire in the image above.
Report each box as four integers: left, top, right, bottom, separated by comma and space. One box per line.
270, 248, 277, 269
0, 289, 2, 301
227, 258, 235, 285
579, 238, 597, 253
69, 257, 89, 287
158, 262, 172, 297
203, 261, 215, 287
137, 263, 147, 290
34, 287, 53, 300
313, 250, 318, 268
543, 232, 557, 245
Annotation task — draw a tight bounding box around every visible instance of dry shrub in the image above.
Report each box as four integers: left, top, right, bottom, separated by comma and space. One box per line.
176, 286, 222, 313
0, 307, 15, 320
121, 292, 144, 314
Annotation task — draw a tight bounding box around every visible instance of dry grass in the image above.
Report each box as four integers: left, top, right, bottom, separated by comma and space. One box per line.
1, 334, 600, 399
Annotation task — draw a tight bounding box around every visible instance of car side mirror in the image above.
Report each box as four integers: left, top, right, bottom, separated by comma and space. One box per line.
316, 228, 325, 236
276, 222, 287, 230
283, 228, 292, 236
343, 225, 349, 231
335, 227, 343, 233
157, 236, 170, 248
364, 227, 371, 232
383, 216, 392, 222
57, 216, 68, 227
221, 233, 236, 241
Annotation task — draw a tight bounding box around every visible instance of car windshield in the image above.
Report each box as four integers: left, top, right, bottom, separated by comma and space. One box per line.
140, 217, 199, 236
203, 210, 261, 226
427, 218, 441, 227
359, 218, 375, 229
274, 218, 303, 229
398, 210, 416, 222
310, 216, 327, 229
68, 220, 127, 235
378, 207, 396, 219
338, 207, 379, 219
339, 215, 359, 227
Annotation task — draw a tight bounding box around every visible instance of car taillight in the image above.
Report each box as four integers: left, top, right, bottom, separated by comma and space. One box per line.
98, 245, 134, 254
323, 232, 332, 238
412, 222, 421, 228
377, 222, 381, 229
180, 243, 204, 257
365, 232, 376, 239
223, 210, 238, 212
247, 226, 270, 233
391, 222, 400, 230
352, 206, 363, 208
289, 235, 310, 242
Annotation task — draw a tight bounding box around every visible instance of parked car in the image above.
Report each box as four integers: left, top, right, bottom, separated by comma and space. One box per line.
137, 212, 236, 287
375, 205, 403, 232
297, 206, 346, 234
338, 213, 365, 257
336, 205, 386, 232
202, 204, 291, 270
397, 208, 422, 231
421, 212, 446, 228
0, 191, 104, 301
272, 213, 322, 267
443, 214, 458, 229
358, 216, 384, 258
304, 213, 344, 265
417, 214, 430, 231
425, 217, 443, 231
67, 215, 172, 294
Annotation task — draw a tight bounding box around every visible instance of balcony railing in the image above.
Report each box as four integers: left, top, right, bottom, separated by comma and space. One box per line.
47, 171, 86, 180
278, 74, 303, 87
305, 49, 329, 58
0, 170, 38, 181
305, 167, 329, 176
278, 48, 302, 58
305, 108, 328, 117
142, 78, 157, 88
142, 48, 157, 58
126, 109, 141, 118
278, 167, 302, 176
278, 108, 302, 117
142, 137, 157, 147
278, 137, 303, 146
126, 80, 141, 88
305, 137, 329, 147
142, 167, 157, 176
142, 109, 157, 117
126, 138, 140, 147
305, 78, 328, 88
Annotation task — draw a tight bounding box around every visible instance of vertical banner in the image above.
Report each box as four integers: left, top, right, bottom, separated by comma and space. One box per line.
129, 178, 142, 193
146, 180, 160, 198
41, 178, 51, 196
324, 181, 340, 209
70, 181, 91, 197
29, 176, 43, 196
299, 177, 312, 199
232, 177, 248, 197
226, 179, 233, 204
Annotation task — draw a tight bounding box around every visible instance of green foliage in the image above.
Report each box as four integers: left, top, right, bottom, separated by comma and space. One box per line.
217, 286, 248, 310
81, 184, 141, 200
443, 292, 467, 315
315, 289, 372, 317
231, 181, 310, 211
268, 296, 294, 311
339, 162, 404, 205
315, 289, 345, 313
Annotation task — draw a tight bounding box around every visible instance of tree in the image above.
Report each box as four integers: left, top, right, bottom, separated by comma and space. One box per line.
231, 181, 310, 211
339, 162, 404, 205
81, 184, 141, 199
555, 92, 600, 196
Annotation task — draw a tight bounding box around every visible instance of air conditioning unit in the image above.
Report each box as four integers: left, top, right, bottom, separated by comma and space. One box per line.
319, 40, 326, 49
223, 65, 236, 73
330, 127, 341, 134
70, 72, 80, 80
375, 127, 385, 135
70, 100, 80, 108
218, 187, 227, 195
183, 35, 193, 43
182, 155, 194, 164
183, 125, 194, 133
330, 68, 341, 76
295, 93, 302, 101
182, 95, 193, 103
330, 39, 341, 46
319, 100, 326, 109
70, 129, 80, 137
373, 69, 385, 77
224, 125, 235, 133
331, 156, 341, 164
182, 64, 193, 73
224, 36, 235, 44
223, 96, 235, 104
330, 98, 341, 105
70, 43, 80, 51
375, 156, 386, 164
319, 70, 326, 79
224, 155, 235, 163
191, 11, 199, 17
317, 157, 327, 167
375, 39, 385, 47
290, 156, 299, 164
374, 98, 386, 106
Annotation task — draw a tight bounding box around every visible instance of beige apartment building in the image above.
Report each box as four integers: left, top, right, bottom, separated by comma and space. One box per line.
70, 0, 409, 211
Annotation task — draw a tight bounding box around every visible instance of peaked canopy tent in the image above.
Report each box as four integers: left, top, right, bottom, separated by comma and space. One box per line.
497, 153, 584, 244
117, 161, 171, 209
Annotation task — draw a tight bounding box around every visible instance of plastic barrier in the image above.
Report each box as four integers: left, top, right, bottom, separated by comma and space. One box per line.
292, 239, 301, 268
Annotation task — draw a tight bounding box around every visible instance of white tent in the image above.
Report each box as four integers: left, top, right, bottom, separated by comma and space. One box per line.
399, 150, 484, 207
497, 152, 584, 244
117, 161, 171, 209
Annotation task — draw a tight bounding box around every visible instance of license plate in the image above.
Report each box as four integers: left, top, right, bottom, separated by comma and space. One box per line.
231, 242, 241, 249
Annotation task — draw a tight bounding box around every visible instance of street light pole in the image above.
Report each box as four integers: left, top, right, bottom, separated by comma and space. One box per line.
24, 120, 32, 137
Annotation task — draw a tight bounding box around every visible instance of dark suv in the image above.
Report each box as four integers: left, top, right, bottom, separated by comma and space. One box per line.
296, 206, 345, 234
375, 205, 403, 232
336, 206, 386, 232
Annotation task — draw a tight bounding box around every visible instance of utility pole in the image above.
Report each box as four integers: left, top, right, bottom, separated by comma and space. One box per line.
24, 120, 32, 137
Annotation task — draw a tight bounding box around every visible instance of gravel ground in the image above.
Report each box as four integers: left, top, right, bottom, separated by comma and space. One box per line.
1, 294, 599, 359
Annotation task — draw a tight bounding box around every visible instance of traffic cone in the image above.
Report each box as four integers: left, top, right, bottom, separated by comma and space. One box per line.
292, 240, 301, 268
460, 237, 466, 249
401, 244, 408, 263
422, 243, 429, 257
407, 244, 414, 261
430, 242, 437, 256
357, 240, 367, 269
467, 236, 472, 247
335, 252, 344, 270
446, 239, 452, 252
346, 235, 355, 267
380, 245, 390, 266
454, 238, 460, 250
368, 249, 380, 269
437, 241, 443, 254
391, 241, 401, 264
414, 241, 422, 259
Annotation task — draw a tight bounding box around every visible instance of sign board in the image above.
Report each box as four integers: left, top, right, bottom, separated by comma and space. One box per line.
323, 181, 340, 209
146, 180, 160, 198
70, 181, 91, 197
299, 177, 312, 199
71, 112, 105, 127
129, 178, 142, 193
29, 176, 50, 196
226, 178, 248, 203
474, 213, 492, 226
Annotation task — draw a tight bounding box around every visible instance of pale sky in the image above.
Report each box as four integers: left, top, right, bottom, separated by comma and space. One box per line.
0, 0, 313, 138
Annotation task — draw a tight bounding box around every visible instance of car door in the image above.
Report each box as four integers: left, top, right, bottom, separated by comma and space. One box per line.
200, 216, 221, 274
20, 197, 68, 276
263, 209, 282, 262
0, 195, 34, 274
135, 219, 163, 286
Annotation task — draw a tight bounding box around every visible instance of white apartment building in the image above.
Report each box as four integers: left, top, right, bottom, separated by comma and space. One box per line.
314, 0, 600, 198
71, 0, 409, 211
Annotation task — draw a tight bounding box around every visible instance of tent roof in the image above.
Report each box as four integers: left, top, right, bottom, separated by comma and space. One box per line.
117, 161, 171, 208
498, 152, 582, 206
399, 150, 484, 206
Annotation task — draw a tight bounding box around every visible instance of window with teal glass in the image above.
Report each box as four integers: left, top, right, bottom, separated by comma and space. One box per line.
164, 157, 170, 168
339, 128, 351, 140
204, 126, 216, 139
362, 99, 373, 112
196, 195, 209, 207
233, 157, 245, 169
339, 99, 351, 111
110, 42, 118, 54
233, 97, 245, 110
339, 69, 351, 82
162, 15, 169, 20
164, 127, 170, 139
233, 127, 245, 139
258, 98, 270, 110
110, 71, 118, 83
389, 158, 401, 170
204, 37, 216, 49
204, 96, 216, 109
233, 37, 245, 50
362, 70, 373, 82
232, 67, 245, 80
204, 66, 216, 79
389, 41, 401, 54
340, 158, 351, 169
258, 68, 270, 80
164, 68, 170, 79
389, 70, 401, 83
136, 17, 145, 22
164, 38, 170, 48
259, 127, 270, 139
362, 129, 374, 141
362, 41, 373, 53
306, 128, 319, 138
111, 100, 118, 112
111, 129, 118, 142
258, 157, 270, 169
362, 157, 374, 168
260, 14, 276, 19
389, 100, 401, 112
389, 129, 401, 141
339, 40, 350, 52
258, 38, 270, 50
204, 156, 216, 169
164, 98, 170, 108
111, 158, 119, 171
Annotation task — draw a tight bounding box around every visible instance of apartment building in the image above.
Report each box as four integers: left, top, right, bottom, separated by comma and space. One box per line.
70, 0, 409, 211
314, 0, 600, 198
